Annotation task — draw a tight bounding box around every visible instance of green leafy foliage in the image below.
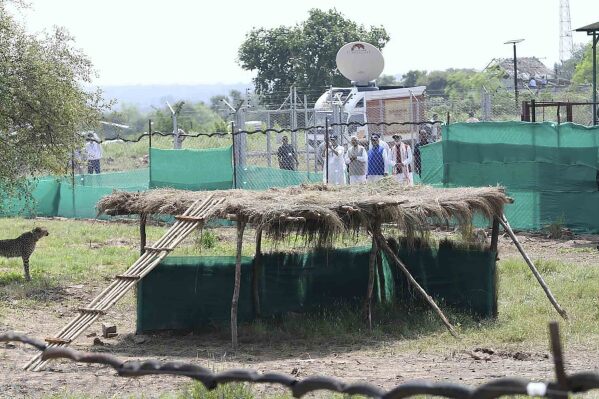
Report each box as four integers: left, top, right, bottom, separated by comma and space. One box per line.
238, 8, 389, 104
0, 1, 106, 202
572, 43, 599, 84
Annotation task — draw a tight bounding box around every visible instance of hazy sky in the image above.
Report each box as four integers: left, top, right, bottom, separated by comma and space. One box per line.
16, 0, 599, 86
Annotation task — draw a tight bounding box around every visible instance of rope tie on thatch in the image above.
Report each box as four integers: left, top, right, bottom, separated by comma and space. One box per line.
144, 246, 174, 252
174, 215, 205, 223
45, 337, 72, 345
115, 274, 141, 281
77, 308, 107, 315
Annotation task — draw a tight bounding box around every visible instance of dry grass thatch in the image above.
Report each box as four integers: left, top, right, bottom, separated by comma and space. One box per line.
97, 178, 511, 246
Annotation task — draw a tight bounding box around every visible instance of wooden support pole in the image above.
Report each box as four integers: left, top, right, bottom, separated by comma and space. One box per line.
376, 251, 386, 304
252, 227, 263, 318
231, 220, 246, 350
374, 231, 459, 338
365, 231, 378, 330
490, 216, 500, 256
498, 215, 568, 320
139, 213, 147, 256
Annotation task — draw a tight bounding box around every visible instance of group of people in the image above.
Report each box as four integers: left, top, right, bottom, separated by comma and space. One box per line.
323, 133, 417, 186
275, 116, 444, 186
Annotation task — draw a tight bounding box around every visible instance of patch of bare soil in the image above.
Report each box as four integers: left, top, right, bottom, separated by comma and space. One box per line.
1, 233, 599, 398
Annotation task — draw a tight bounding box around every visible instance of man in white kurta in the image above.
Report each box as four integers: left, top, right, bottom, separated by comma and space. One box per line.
322, 136, 346, 185
390, 134, 413, 186
345, 136, 367, 184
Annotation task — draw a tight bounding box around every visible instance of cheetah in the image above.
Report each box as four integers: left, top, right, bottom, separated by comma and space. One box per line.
0, 227, 49, 281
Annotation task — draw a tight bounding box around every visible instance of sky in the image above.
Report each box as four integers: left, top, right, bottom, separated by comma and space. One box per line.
15, 0, 599, 86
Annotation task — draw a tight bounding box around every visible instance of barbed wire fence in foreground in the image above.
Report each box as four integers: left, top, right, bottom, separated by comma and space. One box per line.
1, 322, 599, 398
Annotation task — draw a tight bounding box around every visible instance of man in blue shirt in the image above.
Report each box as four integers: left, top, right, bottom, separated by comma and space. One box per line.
367, 134, 388, 183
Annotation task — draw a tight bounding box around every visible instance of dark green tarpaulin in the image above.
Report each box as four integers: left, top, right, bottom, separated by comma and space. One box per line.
419, 121, 599, 232
137, 245, 496, 333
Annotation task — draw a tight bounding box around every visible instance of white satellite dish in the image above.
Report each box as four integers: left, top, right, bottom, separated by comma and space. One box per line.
336, 41, 384, 85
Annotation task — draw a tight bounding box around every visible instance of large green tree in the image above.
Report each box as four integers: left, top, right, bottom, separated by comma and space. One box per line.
238, 8, 389, 104
0, 1, 105, 200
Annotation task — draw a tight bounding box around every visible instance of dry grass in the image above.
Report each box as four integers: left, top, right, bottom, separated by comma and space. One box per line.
97, 179, 510, 246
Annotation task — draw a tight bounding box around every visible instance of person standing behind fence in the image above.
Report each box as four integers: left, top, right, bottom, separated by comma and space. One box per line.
85, 132, 102, 174
345, 135, 367, 184
391, 134, 413, 186
322, 136, 346, 185
277, 136, 298, 171
366, 134, 388, 183
413, 128, 429, 177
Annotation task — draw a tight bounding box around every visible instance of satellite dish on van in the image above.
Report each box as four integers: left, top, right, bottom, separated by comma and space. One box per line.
336, 42, 384, 86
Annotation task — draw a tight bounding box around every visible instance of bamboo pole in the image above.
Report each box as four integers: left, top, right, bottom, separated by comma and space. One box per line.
231, 220, 246, 349
140, 213, 147, 256
252, 227, 263, 318
374, 232, 459, 338
365, 232, 378, 330
489, 216, 500, 255
498, 214, 568, 319
376, 251, 386, 303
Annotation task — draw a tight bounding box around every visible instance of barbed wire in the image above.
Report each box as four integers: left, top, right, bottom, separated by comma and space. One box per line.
91, 120, 444, 143
2, 322, 599, 398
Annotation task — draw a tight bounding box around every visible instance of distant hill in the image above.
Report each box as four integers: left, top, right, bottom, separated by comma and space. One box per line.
100, 83, 253, 111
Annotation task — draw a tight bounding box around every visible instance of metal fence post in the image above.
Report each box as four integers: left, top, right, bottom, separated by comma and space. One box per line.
231, 122, 238, 189
148, 119, 153, 187
325, 119, 329, 184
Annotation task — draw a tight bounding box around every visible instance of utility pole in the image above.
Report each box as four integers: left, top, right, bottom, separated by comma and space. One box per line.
504, 39, 524, 113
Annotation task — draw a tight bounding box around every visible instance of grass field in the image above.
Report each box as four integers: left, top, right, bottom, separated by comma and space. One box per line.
1, 217, 598, 398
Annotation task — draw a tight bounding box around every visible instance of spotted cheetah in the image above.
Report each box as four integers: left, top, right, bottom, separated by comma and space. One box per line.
0, 227, 49, 281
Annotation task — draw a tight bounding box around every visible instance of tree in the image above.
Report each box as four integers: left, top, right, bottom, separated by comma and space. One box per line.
571, 43, 599, 85
400, 70, 427, 87
238, 8, 389, 104
0, 1, 106, 202
554, 44, 587, 83
376, 74, 400, 86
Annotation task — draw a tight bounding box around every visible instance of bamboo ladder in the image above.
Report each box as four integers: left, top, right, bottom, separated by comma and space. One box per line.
24, 194, 224, 371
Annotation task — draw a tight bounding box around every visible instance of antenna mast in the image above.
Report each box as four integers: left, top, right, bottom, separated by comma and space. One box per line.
559, 0, 574, 62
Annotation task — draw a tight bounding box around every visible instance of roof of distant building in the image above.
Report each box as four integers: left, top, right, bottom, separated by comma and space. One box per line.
487, 57, 555, 80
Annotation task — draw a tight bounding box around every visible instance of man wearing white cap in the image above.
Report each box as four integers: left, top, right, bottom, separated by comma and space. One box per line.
322, 135, 346, 185
345, 136, 367, 184
84, 132, 102, 174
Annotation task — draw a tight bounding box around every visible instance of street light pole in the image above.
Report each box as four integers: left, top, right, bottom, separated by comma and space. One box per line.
505, 39, 524, 113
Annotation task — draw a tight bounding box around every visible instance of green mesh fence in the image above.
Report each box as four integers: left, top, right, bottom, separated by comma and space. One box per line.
236, 166, 323, 190
137, 245, 496, 332
419, 141, 443, 185
149, 147, 233, 190
0, 170, 149, 219
0, 177, 61, 217
419, 121, 599, 232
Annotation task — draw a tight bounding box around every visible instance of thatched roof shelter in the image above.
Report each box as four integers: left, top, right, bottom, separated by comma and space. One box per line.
94, 179, 568, 345
98, 179, 511, 245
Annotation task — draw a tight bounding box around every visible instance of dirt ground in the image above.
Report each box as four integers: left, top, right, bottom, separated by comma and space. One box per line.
1, 231, 598, 398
